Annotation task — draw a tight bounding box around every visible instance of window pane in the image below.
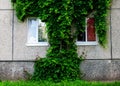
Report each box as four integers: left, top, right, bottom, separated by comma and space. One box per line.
77, 31, 86, 41
87, 18, 96, 41
28, 19, 37, 43
38, 20, 47, 42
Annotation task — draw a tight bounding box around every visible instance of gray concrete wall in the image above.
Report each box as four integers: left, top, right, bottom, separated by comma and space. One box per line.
0, 0, 120, 80
111, 0, 120, 59
13, 15, 48, 60
0, 0, 112, 61
80, 0, 120, 81
0, 0, 44, 80
80, 60, 120, 81
0, 0, 12, 60
0, 62, 34, 80
0, 0, 48, 61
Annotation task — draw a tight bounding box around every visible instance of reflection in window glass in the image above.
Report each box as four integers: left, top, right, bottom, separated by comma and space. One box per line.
38, 20, 47, 42
28, 19, 37, 43
77, 31, 86, 41
87, 18, 96, 41
77, 18, 96, 42
28, 18, 47, 44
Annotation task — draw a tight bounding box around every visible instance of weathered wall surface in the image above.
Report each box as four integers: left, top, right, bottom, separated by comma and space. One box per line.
0, 0, 120, 80
0, 0, 112, 60
0, 62, 34, 80
80, 0, 120, 81
0, 0, 34, 80
0, 0, 111, 61
111, 0, 120, 59
77, 44, 111, 59
80, 60, 120, 81
0, 0, 13, 60
13, 15, 48, 60
0, 0, 48, 61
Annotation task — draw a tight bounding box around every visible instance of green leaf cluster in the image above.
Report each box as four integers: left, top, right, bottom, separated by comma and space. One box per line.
11, 0, 111, 48
11, 0, 111, 81
32, 57, 83, 82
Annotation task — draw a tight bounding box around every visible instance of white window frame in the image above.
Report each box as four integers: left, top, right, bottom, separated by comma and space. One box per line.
26, 18, 48, 46
76, 18, 98, 46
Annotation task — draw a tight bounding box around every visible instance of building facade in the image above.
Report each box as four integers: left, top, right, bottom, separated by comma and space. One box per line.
0, 0, 120, 80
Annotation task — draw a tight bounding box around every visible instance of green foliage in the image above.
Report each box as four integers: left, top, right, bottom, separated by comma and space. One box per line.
32, 57, 83, 82
93, 0, 111, 47
1, 80, 120, 86
11, 0, 111, 48
11, 0, 111, 81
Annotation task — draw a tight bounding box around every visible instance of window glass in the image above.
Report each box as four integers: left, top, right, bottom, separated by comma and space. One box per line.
27, 18, 47, 45
77, 31, 86, 41
77, 17, 97, 45
38, 19, 47, 42
87, 18, 96, 41
28, 19, 37, 43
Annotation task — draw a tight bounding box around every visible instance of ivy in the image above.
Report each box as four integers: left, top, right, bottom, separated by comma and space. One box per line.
11, 0, 111, 47
32, 56, 83, 82
11, 0, 111, 81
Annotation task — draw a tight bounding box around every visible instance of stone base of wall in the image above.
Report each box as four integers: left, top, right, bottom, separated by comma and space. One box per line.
80, 60, 120, 81
0, 62, 34, 80
1, 60, 120, 81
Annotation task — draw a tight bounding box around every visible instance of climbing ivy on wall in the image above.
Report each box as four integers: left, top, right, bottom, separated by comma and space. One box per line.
11, 0, 111, 48
11, 0, 111, 58
11, 0, 111, 81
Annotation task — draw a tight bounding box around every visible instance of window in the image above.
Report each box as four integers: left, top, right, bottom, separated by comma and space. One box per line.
76, 17, 98, 45
27, 18, 48, 46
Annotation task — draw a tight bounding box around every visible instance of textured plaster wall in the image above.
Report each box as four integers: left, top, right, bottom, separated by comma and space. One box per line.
0, 0, 48, 61
0, 0, 12, 60
0, 0, 12, 9
0, 62, 34, 80
77, 9, 111, 60
77, 0, 120, 60
77, 44, 111, 59
111, 0, 120, 59
80, 60, 120, 81
13, 15, 48, 60
80, 0, 120, 81
0, 0, 120, 80
0, 0, 112, 60
0, 0, 48, 79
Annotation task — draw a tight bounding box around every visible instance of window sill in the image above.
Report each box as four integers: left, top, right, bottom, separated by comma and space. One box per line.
26, 42, 98, 46
26, 42, 49, 46
76, 41, 98, 46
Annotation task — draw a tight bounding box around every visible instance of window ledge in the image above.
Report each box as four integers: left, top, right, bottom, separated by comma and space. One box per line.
26, 42, 49, 46
26, 42, 98, 46
76, 41, 98, 46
